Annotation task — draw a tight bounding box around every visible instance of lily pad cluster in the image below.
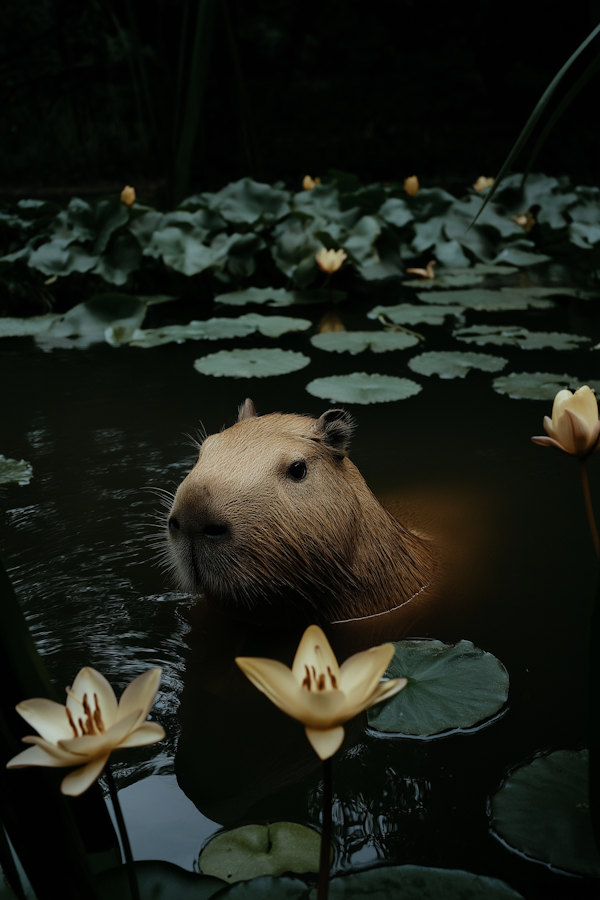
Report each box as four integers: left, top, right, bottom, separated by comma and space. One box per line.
2, 173, 600, 297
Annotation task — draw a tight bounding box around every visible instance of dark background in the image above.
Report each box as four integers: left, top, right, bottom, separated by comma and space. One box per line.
1, 0, 600, 201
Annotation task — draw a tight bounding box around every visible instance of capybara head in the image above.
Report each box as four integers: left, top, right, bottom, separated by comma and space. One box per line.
166, 399, 433, 623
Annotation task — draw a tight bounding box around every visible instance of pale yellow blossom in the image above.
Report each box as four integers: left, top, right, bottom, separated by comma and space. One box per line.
120, 185, 136, 206
404, 176, 419, 196
303, 175, 321, 190
316, 248, 347, 274
473, 176, 494, 192
532, 386, 600, 458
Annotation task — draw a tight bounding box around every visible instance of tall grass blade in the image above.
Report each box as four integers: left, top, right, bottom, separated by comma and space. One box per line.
472, 21, 600, 224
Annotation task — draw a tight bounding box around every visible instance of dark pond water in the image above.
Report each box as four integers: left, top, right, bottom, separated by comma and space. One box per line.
1, 287, 600, 898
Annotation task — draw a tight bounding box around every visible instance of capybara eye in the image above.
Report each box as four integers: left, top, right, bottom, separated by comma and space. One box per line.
288, 460, 307, 481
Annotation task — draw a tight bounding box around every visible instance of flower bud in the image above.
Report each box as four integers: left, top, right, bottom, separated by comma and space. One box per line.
120, 185, 136, 206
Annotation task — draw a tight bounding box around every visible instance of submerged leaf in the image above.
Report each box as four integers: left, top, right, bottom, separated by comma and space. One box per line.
306, 373, 422, 405
408, 351, 507, 379
454, 325, 590, 351
0, 455, 33, 486
491, 749, 600, 876
199, 823, 321, 884
492, 371, 577, 400
310, 331, 419, 354
194, 348, 310, 378
367, 640, 509, 736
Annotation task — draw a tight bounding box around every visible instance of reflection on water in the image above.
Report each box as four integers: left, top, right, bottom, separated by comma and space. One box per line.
1, 330, 599, 897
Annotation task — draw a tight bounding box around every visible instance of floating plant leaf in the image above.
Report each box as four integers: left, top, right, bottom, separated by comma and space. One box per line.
378, 197, 414, 228
492, 371, 577, 400
342, 215, 381, 266
408, 351, 507, 379
0, 314, 61, 338
28, 238, 98, 276
368, 304, 464, 326
454, 325, 591, 351
325, 864, 524, 900
35, 296, 147, 350
310, 330, 419, 354
199, 823, 321, 884
214, 876, 309, 899
306, 373, 422, 405
368, 640, 509, 736
96, 859, 224, 900
129, 314, 311, 348
194, 348, 310, 378
569, 221, 600, 249
201, 178, 291, 226
0, 455, 33, 486
416, 288, 555, 311
404, 272, 484, 290
493, 246, 551, 266
92, 233, 141, 285
491, 749, 600, 876
215, 287, 296, 306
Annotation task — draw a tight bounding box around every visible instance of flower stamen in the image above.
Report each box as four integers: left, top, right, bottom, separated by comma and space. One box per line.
93, 693, 105, 733
303, 665, 311, 690
65, 706, 78, 738
327, 666, 337, 689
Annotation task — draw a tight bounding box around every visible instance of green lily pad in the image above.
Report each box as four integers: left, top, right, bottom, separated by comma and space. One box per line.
36, 296, 148, 349
96, 859, 224, 899
416, 289, 555, 311
0, 314, 61, 338
0, 455, 33, 486
493, 247, 551, 266
199, 823, 321, 884
492, 371, 577, 400
194, 348, 310, 378
367, 640, 509, 736
128, 314, 311, 348
306, 373, 422, 405
310, 331, 419, 354
201, 178, 291, 226
28, 238, 98, 277
404, 273, 484, 290
214, 287, 296, 306
454, 325, 590, 351
368, 304, 464, 326
408, 351, 507, 379
378, 197, 414, 228
324, 865, 524, 899
491, 749, 600, 876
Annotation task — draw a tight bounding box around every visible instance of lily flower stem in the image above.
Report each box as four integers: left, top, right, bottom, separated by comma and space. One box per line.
317, 757, 333, 900
579, 459, 600, 557
105, 765, 140, 900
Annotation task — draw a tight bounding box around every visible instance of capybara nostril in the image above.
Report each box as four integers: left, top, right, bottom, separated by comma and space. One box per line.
202, 523, 229, 539
168, 516, 180, 532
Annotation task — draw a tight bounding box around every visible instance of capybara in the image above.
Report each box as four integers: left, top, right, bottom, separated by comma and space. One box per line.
166, 399, 433, 622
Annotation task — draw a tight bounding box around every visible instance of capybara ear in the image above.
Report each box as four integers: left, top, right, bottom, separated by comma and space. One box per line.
313, 409, 355, 456
237, 398, 258, 422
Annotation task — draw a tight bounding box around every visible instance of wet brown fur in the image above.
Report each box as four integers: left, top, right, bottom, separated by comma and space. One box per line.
166, 401, 434, 623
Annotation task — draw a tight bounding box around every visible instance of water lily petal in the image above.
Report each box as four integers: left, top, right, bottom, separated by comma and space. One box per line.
291, 625, 340, 684
236, 657, 304, 719
531, 435, 567, 452
294, 688, 349, 728
20, 735, 82, 763
16, 698, 75, 743
60, 754, 110, 796
6, 742, 74, 769
116, 668, 162, 723
118, 721, 166, 748
338, 644, 394, 697
570, 385, 598, 428
68, 667, 118, 730
59, 709, 142, 756
305, 726, 345, 760
366, 677, 407, 706
551, 390, 575, 427
553, 406, 578, 454
565, 408, 599, 456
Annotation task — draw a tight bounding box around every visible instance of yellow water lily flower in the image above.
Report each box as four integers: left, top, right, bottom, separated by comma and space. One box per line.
303, 175, 321, 190
316, 248, 347, 274
473, 176, 494, 192
404, 175, 419, 196
532, 386, 600, 458
120, 185, 136, 206
512, 210, 536, 233
236, 625, 406, 760
6, 667, 165, 796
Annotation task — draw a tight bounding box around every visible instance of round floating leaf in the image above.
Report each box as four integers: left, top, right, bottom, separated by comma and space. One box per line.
492, 371, 577, 400
326, 865, 524, 900
129, 314, 311, 348
199, 823, 321, 884
96, 859, 224, 900
37, 296, 147, 349
367, 640, 509, 736
454, 325, 591, 351
491, 749, 600, 876
306, 373, 422, 405
404, 273, 483, 290
416, 289, 555, 311
194, 348, 310, 378
0, 314, 60, 338
215, 287, 296, 306
493, 247, 551, 266
310, 331, 419, 354
216, 876, 309, 899
0, 455, 33, 486
368, 304, 464, 327
408, 351, 507, 379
